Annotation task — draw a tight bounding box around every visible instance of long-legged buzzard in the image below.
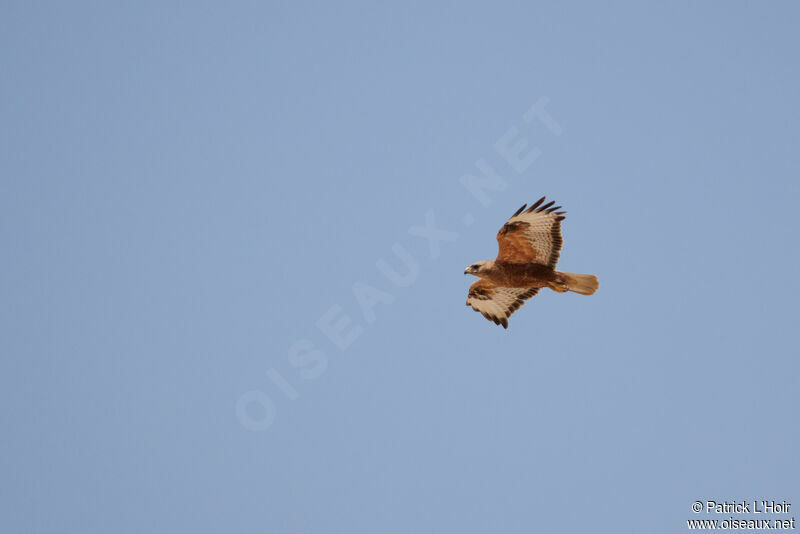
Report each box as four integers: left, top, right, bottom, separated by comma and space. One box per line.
465, 197, 598, 328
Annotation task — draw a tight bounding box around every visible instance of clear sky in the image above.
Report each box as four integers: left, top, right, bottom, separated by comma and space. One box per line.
2, 2, 799, 533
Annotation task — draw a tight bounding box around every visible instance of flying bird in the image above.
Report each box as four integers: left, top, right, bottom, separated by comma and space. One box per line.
465, 197, 598, 328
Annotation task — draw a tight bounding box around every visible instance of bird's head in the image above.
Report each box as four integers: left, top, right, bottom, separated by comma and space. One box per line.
464, 260, 492, 276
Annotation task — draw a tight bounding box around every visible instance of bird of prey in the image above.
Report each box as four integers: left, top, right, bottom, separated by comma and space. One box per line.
464, 197, 598, 328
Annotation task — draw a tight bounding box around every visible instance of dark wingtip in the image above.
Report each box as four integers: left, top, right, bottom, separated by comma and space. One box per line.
539, 200, 555, 211
512, 204, 527, 217
527, 196, 546, 212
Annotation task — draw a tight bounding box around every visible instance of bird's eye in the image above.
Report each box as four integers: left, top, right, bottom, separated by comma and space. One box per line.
471, 265, 479, 270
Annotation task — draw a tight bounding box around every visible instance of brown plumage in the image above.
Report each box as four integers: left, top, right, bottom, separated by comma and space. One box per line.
464, 196, 598, 328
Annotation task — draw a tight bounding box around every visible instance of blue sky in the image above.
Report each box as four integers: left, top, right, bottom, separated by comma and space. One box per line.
2, 2, 799, 532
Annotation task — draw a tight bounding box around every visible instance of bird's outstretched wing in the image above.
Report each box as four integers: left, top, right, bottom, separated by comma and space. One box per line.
466, 279, 539, 329
496, 196, 565, 267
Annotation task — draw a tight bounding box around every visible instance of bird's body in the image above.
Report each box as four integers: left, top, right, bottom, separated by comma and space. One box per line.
464, 197, 598, 328
470, 260, 559, 288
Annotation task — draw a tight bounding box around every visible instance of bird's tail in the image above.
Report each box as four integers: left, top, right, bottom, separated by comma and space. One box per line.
559, 272, 599, 295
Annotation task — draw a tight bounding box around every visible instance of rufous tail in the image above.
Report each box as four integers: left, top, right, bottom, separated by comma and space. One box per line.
559, 272, 599, 295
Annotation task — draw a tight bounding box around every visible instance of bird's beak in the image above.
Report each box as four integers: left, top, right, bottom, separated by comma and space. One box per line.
464, 267, 472, 275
